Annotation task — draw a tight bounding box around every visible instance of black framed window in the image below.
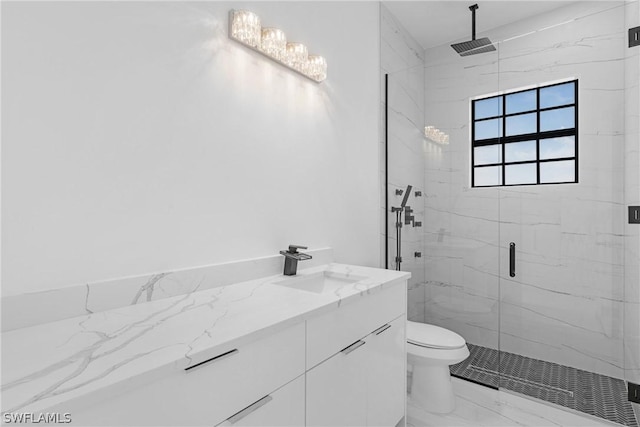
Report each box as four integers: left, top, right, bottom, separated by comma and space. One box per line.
471, 80, 578, 187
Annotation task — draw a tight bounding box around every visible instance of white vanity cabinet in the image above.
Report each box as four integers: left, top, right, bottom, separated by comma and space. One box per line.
365, 316, 406, 426
306, 283, 407, 427
61, 323, 306, 426
306, 337, 369, 426
41, 274, 407, 427
216, 375, 305, 427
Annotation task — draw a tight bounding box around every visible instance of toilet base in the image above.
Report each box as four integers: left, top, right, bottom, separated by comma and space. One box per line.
409, 362, 456, 414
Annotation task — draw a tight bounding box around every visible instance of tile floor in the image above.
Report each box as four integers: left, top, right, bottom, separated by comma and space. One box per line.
449, 343, 638, 426
407, 377, 622, 427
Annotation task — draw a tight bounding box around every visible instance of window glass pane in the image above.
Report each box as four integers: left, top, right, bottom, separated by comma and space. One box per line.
540, 136, 575, 159
474, 145, 502, 165
540, 160, 575, 183
471, 81, 578, 188
474, 166, 502, 186
540, 107, 574, 132
540, 82, 575, 108
475, 96, 502, 119
506, 113, 536, 136
475, 118, 502, 140
505, 140, 536, 162
506, 90, 536, 114
505, 163, 537, 185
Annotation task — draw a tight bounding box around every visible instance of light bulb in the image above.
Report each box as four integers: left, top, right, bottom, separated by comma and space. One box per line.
285, 42, 308, 71
260, 28, 287, 61
231, 10, 261, 48
307, 55, 327, 82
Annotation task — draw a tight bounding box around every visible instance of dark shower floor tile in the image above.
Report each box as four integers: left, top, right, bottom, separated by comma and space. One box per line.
450, 343, 638, 427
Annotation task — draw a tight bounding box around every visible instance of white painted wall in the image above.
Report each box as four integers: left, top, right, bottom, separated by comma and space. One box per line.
1, 1, 381, 296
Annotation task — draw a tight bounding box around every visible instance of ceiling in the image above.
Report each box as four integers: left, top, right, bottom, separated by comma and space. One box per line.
382, 1, 577, 49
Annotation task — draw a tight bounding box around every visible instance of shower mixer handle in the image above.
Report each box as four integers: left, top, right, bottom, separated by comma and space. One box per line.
404, 206, 415, 226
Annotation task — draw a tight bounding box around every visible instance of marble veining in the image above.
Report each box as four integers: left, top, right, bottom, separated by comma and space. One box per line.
1, 263, 409, 415
1, 248, 333, 332
381, 4, 426, 323
422, 1, 628, 379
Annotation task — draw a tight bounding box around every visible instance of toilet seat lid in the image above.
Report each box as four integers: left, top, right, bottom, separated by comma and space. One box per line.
407, 321, 466, 349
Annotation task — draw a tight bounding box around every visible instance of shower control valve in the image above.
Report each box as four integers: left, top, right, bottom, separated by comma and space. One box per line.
404, 206, 415, 226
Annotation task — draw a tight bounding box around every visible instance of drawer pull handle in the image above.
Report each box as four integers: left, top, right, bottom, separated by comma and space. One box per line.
341, 340, 366, 355
373, 324, 392, 335
184, 348, 238, 371
227, 395, 273, 424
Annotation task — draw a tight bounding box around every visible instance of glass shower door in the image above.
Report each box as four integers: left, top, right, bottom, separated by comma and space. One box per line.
420, 38, 502, 389
496, 3, 634, 425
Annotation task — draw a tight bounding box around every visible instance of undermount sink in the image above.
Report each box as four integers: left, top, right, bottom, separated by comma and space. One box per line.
272, 271, 367, 294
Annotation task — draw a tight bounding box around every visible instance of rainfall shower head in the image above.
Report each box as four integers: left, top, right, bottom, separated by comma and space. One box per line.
451, 4, 496, 57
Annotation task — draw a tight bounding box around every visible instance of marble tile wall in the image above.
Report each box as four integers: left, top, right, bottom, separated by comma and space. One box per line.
624, 0, 640, 386
424, 2, 629, 378
423, 33, 502, 354
380, 5, 426, 323
1, 248, 333, 332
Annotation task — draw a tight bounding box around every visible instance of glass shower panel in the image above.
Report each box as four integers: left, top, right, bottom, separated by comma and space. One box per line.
623, 0, 640, 409
381, 3, 427, 325
423, 40, 501, 388
497, 2, 631, 424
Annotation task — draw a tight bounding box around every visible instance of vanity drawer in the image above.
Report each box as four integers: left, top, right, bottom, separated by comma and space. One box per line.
306, 281, 406, 368
64, 322, 305, 426
216, 375, 305, 427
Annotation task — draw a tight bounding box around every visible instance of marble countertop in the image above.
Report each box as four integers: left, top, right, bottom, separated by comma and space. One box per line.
1, 263, 410, 414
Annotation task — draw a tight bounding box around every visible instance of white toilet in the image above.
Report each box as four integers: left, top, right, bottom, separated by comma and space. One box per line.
407, 321, 470, 414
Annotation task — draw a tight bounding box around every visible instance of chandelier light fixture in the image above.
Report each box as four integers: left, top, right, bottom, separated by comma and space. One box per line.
229, 10, 328, 83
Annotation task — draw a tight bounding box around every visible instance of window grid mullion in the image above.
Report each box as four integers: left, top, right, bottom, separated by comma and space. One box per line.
536, 87, 541, 184
471, 100, 475, 187
575, 81, 579, 182
502, 95, 506, 185
471, 80, 577, 187
474, 103, 575, 123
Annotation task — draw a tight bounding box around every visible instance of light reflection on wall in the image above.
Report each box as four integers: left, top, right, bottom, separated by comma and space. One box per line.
424, 126, 449, 144
424, 125, 449, 158
213, 28, 328, 118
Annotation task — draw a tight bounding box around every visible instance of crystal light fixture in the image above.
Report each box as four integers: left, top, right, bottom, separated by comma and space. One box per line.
285, 42, 308, 71
230, 10, 261, 48
228, 9, 327, 83
260, 28, 287, 61
307, 55, 327, 82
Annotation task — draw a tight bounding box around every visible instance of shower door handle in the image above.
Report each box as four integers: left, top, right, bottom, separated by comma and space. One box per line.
509, 242, 516, 277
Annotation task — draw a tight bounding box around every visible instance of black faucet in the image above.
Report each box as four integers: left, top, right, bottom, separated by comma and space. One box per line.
279, 245, 313, 276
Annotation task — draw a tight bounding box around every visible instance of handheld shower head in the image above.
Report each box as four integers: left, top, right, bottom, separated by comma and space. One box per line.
400, 185, 412, 208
